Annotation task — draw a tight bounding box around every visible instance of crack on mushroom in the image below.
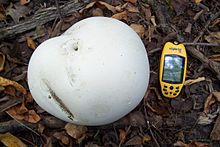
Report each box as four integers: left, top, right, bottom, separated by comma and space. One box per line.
42, 79, 75, 120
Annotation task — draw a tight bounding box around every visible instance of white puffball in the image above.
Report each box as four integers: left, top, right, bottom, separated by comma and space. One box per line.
28, 17, 150, 126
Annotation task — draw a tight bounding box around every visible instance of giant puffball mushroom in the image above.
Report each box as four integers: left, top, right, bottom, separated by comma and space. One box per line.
28, 17, 150, 126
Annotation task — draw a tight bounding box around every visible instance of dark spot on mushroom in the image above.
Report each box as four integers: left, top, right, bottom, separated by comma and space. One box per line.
74, 47, 78, 51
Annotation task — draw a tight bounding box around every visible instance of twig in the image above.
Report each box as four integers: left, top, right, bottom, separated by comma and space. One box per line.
145, 0, 172, 34
147, 121, 160, 147
55, 0, 63, 21
0, 1, 85, 40
194, 11, 220, 43
148, 47, 161, 54
144, 107, 160, 147
183, 42, 220, 47
6, 111, 40, 136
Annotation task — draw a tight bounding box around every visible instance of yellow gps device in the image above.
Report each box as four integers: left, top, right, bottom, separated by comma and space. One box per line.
159, 42, 187, 98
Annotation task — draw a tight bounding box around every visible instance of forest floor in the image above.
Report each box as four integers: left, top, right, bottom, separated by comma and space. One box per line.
0, 0, 220, 146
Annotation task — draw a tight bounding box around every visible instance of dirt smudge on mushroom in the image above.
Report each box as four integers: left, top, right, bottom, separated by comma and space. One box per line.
42, 79, 75, 121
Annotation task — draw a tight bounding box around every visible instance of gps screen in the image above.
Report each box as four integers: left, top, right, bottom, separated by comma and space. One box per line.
162, 55, 185, 84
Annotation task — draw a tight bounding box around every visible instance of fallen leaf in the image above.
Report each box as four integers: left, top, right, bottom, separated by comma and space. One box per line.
25, 92, 33, 104
98, 1, 116, 14
205, 32, 220, 44
171, 0, 189, 16
129, 111, 146, 126
0, 132, 27, 147
6, 103, 41, 123
125, 135, 142, 146
20, 0, 30, 5
185, 23, 192, 33
0, 12, 6, 21
174, 140, 188, 147
119, 129, 126, 144
184, 77, 206, 86
112, 11, 128, 21
92, 8, 103, 16
124, 0, 137, 4
53, 131, 70, 145
212, 18, 220, 27
197, 113, 216, 125
26, 36, 36, 49
0, 76, 27, 94
0, 52, 5, 71
24, 109, 41, 123
208, 54, 220, 62
6, 103, 28, 120
142, 134, 151, 143
210, 115, 220, 140
194, 0, 202, 4
6, 3, 31, 24
174, 140, 209, 147
130, 23, 145, 38
143, 4, 151, 20
176, 131, 185, 142
203, 93, 215, 114
85, 142, 102, 147
65, 123, 87, 140
79, 1, 96, 13
125, 3, 139, 13
213, 91, 220, 101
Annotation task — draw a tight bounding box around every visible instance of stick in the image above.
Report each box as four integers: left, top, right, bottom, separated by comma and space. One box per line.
0, 1, 85, 40
186, 46, 220, 80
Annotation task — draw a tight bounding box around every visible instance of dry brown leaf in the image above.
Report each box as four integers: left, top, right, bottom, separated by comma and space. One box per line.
204, 93, 215, 114
194, 0, 202, 4
190, 141, 209, 147
130, 23, 145, 38
198, 113, 214, 125
142, 134, 151, 143
210, 115, 220, 140
184, 77, 205, 86
0, 76, 27, 94
119, 129, 127, 144
79, 1, 96, 13
4, 86, 16, 96
65, 123, 87, 140
20, 0, 30, 5
26, 36, 36, 49
213, 91, 220, 102
125, 3, 139, 13
0, 12, 6, 21
125, 135, 142, 146
0, 52, 5, 72
174, 141, 209, 147
53, 131, 70, 145
205, 32, 220, 44
112, 11, 128, 21
212, 18, 220, 27
208, 54, 220, 62
92, 8, 103, 16
176, 131, 185, 142
25, 92, 33, 104
124, 0, 137, 4
0, 132, 27, 147
6, 3, 30, 23
6, 103, 28, 120
24, 109, 41, 123
7, 103, 41, 123
171, 0, 189, 16
98, 1, 116, 14
174, 140, 188, 147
